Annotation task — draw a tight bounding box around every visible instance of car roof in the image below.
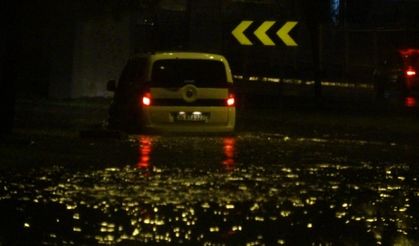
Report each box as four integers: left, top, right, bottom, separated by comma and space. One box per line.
128, 51, 234, 83
130, 51, 228, 63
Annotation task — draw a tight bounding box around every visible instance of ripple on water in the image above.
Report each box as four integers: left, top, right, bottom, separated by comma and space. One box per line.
0, 162, 418, 245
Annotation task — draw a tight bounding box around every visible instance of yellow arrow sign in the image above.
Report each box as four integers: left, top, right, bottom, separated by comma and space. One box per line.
277, 21, 298, 46
232, 20, 298, 47
254, 21, 276, 46
231, 20, 253, 46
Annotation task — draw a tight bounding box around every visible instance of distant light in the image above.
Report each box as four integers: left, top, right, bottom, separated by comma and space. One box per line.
330, 0, 341, 25
405, 97, 416, 107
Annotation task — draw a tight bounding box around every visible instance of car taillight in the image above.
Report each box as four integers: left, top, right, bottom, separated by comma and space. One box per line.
226, 94, 235, 106
142, 92, 151, 106
406, 67, 416, 77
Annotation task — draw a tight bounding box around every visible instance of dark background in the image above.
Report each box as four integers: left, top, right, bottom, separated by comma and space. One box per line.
2, 0, 419, 99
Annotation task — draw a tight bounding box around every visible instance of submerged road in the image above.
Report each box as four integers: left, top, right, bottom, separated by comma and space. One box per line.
1, 97, 419, 245
1, 132, 419, 245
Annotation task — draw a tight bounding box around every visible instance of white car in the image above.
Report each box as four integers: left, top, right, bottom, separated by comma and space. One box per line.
107, 52, 236, 133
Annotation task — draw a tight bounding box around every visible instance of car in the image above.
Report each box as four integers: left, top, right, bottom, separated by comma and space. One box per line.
373, 48, 418, 101
106, 51, 236, 133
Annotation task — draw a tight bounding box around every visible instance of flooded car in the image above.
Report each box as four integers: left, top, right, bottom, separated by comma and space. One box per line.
107, 52, 236, 133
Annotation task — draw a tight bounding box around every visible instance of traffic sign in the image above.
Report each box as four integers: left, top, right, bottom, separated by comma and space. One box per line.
232, 20, 298, 47
231, 21, 253, 46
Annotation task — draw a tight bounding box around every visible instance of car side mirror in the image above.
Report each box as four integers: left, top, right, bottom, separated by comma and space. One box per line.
107, 80, 117, 92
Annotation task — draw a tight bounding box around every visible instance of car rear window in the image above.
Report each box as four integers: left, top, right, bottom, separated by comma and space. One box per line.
151, 59, 228, 87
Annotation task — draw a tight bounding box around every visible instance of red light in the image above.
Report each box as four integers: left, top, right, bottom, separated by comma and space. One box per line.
399, 49, 419, 57
405, 96, 417, 107
142, 93, 151, 106
406, 67, 416, 77
226, 94, 235, 106
222, 137, 235, 171
137, 136, 152, 169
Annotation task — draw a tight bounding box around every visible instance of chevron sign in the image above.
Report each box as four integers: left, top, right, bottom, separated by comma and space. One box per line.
232, 20, 298, 47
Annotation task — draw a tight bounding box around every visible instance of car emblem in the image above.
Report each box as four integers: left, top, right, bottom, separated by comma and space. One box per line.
182, 85, 198, 103
186, 89, 195, 98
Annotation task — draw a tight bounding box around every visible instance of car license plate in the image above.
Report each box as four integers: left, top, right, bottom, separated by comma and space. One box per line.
174, 112, 209, 122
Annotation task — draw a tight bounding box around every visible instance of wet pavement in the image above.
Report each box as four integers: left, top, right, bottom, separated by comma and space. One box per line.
1, 131, 419, 245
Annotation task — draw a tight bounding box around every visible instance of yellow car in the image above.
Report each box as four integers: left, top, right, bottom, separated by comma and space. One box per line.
107, 52, 236, 133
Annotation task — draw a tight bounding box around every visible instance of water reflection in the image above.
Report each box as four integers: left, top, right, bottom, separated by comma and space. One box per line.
1, 162, 417, 245
1, 162, 419, 244
2, 135, 418, 245
222, 137, 235, 170
137, 136, 152, 169
136, 136, 236, 171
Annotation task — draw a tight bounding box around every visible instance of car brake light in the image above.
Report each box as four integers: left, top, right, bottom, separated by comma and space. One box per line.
142, 93, 151, 106
227, 94, 235, 106
406, 67, 416, 77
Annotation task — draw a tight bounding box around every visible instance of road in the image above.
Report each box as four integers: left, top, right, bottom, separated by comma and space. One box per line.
1, 96, 419, 245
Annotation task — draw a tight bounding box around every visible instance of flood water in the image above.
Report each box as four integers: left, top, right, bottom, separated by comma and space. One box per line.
1, 133, 418, 245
